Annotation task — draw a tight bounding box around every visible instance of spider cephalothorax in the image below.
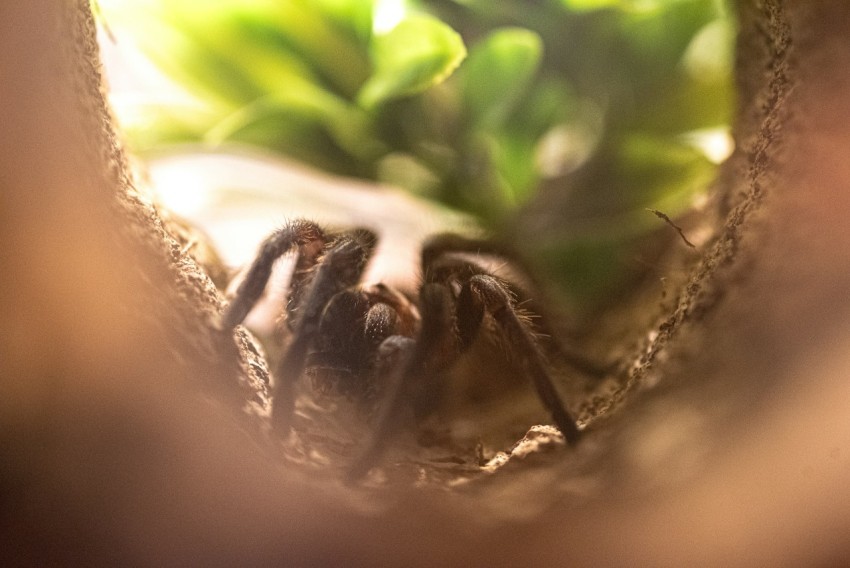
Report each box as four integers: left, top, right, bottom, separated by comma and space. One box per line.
221, 219, 582, 477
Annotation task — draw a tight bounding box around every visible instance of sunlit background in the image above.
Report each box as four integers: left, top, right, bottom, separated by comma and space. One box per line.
96, 0, 734, 314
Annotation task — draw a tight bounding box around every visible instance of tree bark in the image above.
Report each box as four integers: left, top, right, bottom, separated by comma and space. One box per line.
2, 0, 849, 565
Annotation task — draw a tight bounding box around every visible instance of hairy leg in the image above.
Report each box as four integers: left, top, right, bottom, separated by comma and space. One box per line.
347, 284, 454, 480
307, 289, 372, 396
272, 229, 377, 433
427, 253, 582, 443
424, 233, 611, 379
346, 335, 416, 481
462, 274, 581, 444
220, 219, 327, 331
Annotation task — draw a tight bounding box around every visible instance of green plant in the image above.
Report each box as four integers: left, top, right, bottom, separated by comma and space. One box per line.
101, 0, 733, 307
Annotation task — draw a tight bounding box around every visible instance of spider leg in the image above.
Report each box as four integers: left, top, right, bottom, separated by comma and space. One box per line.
307, 289, 372, 396
350, 260, 582, 478
427, 254, 582, 442
347, 284, 455, 480
220, 219, 327, 331
272, 229, 377, 434
424, 233, 612, 379
461, 274, 581, 444
308, 291, 403, 401
346, 335, 416, 481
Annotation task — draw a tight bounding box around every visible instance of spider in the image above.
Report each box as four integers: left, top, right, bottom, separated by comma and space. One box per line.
220, 219, 585, 478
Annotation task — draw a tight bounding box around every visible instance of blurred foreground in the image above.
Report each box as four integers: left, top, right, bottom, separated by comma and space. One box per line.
2, 1, 850, 566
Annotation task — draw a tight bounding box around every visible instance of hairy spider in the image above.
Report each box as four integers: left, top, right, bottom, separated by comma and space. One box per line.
220, 219, 583, 478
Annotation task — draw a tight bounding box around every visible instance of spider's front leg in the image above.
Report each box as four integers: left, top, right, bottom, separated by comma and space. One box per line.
220, 219, 327, 330
219, 219, 377, 435
272, 229, 377, 433
348, 283, 454, 480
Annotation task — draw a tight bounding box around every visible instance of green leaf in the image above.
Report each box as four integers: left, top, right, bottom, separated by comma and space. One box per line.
237, 1, 371, 98
311, 0, 376, 43
117, 10, 263, 108
120, 103, 224, 153
613, 133, 715, 213
558, 0, 627, 12
205, 79, 384, 161
357, 15, 467, 109
490, 132, 539, 204
461, 28, 543, 131
558, 0, 693, 12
